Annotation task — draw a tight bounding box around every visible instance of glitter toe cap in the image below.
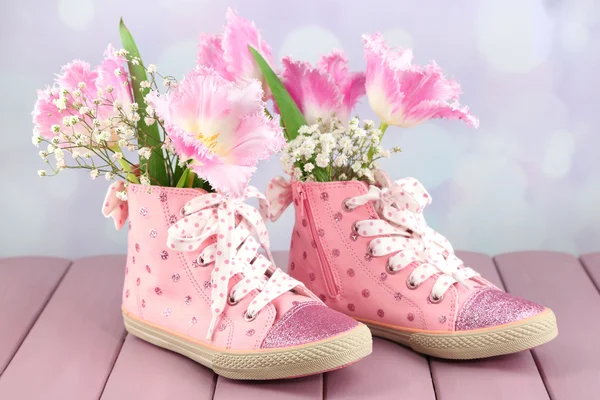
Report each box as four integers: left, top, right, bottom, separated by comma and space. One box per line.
456, 288, 546, 331
261, 303, 359, 349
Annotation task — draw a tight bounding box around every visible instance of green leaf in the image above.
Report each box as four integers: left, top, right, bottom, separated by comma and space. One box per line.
249, 46, 306, 140
119, 18, 169, 187
175, 168, 190, 188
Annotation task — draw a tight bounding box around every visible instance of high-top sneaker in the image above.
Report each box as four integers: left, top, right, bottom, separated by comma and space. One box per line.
103, 183, 372, 379
266, 172, 557, 359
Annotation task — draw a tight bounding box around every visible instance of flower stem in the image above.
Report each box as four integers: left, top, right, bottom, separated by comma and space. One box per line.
109, 145, 139, 184
367, 122, 389, 164
186, 171, 196, 188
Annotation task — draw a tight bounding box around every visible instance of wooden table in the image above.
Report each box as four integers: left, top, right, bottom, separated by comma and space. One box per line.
1, 251, 599, 400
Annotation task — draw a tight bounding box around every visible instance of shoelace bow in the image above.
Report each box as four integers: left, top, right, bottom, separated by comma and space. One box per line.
345, 177, 479, 300
266, 176, 479, 301
167, 186, 306, 339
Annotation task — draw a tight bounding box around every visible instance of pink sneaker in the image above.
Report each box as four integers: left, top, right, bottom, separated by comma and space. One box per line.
103, 183, 372, 380
266, 172, 557, 359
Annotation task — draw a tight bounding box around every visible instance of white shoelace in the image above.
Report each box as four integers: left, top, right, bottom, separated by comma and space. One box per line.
345, 177, 479, 302
167, 187, 306, 339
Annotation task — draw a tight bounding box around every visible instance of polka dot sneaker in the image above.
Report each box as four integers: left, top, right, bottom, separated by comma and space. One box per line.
265, 171, 557, 359
102, 183, 372, 380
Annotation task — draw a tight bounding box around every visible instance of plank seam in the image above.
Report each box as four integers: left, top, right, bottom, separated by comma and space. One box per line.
210, 371, 218, 400
492, 255, 553, 400
426, 357, 438, 400
0, 260, 73, 377
579, 256, 600, 294
98, 331, 129, 400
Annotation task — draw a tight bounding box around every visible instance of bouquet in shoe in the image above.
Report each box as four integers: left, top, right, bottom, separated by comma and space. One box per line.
245, 34, 479, 183
31, 14, 284, 198
29, 9, 374, 380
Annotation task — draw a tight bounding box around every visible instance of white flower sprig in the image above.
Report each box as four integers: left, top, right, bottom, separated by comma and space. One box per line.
281, 117, 400, 182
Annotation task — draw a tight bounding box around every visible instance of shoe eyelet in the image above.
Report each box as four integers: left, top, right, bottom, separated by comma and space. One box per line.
386, 260, 399, 274
195, 255, 208, 267
429, 293, 444, 304
406, 277, 419, 290
180, 206, 187, 216
350, 221, 360, 241
227, 295, 239, 306
244, 310, 257, 322
342, 198, 354, 212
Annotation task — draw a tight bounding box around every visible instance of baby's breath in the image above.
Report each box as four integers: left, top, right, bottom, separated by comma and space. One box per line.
281, 117, 399, 182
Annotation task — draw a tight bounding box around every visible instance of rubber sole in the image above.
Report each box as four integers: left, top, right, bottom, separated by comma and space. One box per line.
362, 308, 557, 359
123, 309, 373, 380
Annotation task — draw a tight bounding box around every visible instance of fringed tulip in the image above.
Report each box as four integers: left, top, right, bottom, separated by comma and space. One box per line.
281, 50, 365, 125
197, 8, 274, 95
363, 33, 478, 128
147, 68, 285, 197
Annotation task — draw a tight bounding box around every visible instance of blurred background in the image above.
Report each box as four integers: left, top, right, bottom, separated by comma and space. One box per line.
1, 0, 598, 258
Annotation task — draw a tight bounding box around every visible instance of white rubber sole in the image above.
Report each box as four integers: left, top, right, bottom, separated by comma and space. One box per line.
123, 309, 373, 380
362, 308, 557, 359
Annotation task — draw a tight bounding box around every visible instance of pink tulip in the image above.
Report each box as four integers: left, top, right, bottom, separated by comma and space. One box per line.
147, 68, 285, 197
197, 8, 274, 94
281, 50, 365, 125
363, 33, 478, 128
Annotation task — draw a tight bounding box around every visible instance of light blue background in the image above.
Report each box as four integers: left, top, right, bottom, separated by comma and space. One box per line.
1, 0, 599, 258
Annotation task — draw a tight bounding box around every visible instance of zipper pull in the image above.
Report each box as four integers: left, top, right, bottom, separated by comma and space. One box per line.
296, 185, 305, 217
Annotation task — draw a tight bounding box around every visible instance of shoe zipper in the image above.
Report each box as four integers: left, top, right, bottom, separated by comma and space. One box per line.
297, 183, 339, 297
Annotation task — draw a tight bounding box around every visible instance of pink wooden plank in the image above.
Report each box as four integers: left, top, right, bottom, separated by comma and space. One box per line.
580, 252, 600, 291
326, 338, 435, 400
0, 257, 70, 374
429, 251, 549, 400
0, 255, 127, 400
495, 251, 600, 400
214, 374, 322, 400
101, 335, 216, 400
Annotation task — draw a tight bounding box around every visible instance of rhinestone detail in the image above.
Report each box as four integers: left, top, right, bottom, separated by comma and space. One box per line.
139, 207, 148, 216
334, 212, 343, 221
149, 229, 158, 238
160, 250, 168, 260
171, 273, 180, 282
184, 295, 192, 305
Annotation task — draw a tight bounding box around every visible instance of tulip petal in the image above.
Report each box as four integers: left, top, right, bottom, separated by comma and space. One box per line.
197, 35, 234, 81
222, 8, 274, 82
281, 57, 341, 124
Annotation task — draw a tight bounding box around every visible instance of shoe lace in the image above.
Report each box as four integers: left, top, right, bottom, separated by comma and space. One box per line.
344, 177, 479, 302
167, 186, 308, 339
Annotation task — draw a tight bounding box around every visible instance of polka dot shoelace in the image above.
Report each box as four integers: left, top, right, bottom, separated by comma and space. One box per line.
344, 177, 480, 302
167, 187, 306, 339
